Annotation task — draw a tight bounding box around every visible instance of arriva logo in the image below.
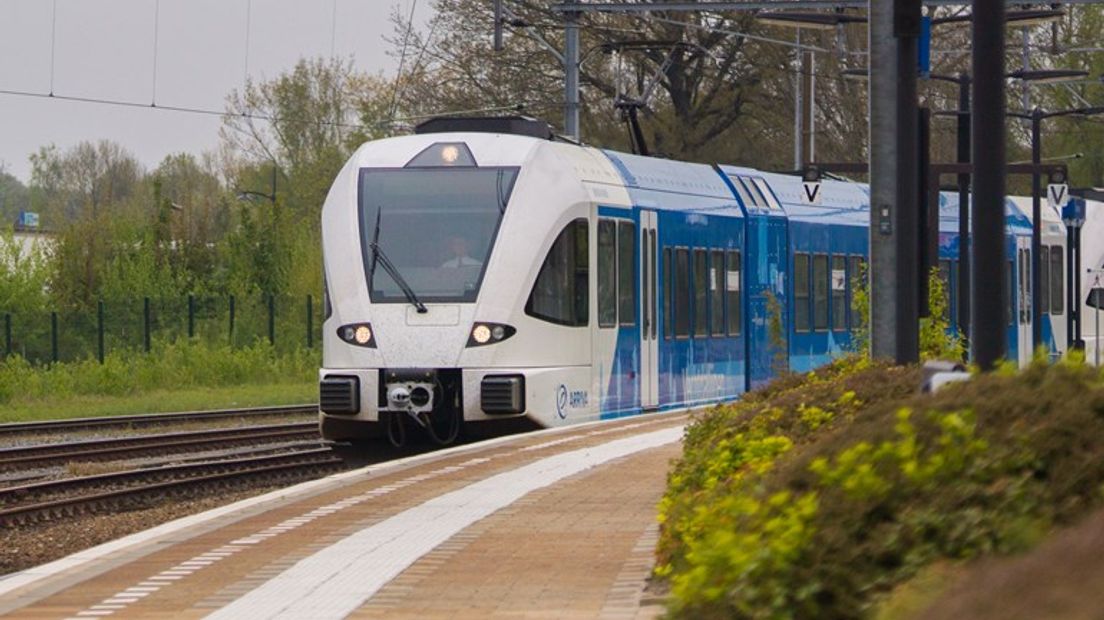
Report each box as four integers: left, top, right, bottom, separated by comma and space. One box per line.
555, 384, 589, 420
555, 384, 568, 419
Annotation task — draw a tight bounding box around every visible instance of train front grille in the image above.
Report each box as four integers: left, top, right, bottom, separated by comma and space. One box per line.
320, 375, 360, 415
480, 375, 525, 414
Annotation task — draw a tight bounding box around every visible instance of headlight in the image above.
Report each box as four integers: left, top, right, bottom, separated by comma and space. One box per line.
472, 324, 491, 344
338, 322, 376, 348
467, 322, 516, 347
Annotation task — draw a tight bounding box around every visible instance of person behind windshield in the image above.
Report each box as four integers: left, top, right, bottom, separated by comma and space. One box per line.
441, 236, 482, 268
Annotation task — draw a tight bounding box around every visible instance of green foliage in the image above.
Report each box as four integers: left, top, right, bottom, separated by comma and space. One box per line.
920, 267, 965, 361
658, 357, 1104, 618
0, 340, 316, 409
850, 262, 870, 357
764, 290, 788, 376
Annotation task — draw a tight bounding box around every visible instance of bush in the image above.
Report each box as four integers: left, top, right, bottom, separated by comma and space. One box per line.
657, 356, 1104, 618
0, 340, 317, 408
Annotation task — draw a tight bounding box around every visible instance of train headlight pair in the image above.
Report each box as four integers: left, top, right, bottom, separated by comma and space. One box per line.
467, 322, 515, 347
338, 322, 376, 348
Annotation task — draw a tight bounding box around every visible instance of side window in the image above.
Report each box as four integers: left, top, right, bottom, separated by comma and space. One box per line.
726, 251, 742, 336
598, 220, 617, 328
730, 176, 755, 208
711, 250, 725, 335
1007, 259, 1014, 327
664, 247, 673, 339
1040, 246, 1051, 315
618, 221, 636, 326
1050, 245, 1064, 314
675, 249, 690, 337
813, 254, 829, 331
525, 219, 589, 326
795, 254, 810, 332
831, 255, 846, 331
694, 249, 708, 337
752, 178, 781, 210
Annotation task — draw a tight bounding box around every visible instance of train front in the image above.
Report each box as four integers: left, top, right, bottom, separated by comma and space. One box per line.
317, 127, 595, 445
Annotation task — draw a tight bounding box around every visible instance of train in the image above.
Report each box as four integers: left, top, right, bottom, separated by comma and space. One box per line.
317, 116, 1103, 445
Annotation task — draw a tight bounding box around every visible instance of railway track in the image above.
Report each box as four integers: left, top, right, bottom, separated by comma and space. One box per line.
0, 448, 343, 527
0, 404, 318, 437
0, 423, 322, 471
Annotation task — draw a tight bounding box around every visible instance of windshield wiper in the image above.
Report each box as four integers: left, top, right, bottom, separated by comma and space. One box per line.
368, 206, 428, 314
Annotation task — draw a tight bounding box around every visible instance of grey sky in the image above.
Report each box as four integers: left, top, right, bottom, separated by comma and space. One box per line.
0, 0, 434, 182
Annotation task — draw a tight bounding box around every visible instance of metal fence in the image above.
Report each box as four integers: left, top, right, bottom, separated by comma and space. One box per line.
2, 294, 320, 364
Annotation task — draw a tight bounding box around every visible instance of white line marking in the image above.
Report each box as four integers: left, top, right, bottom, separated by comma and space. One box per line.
205, 426, 681, 620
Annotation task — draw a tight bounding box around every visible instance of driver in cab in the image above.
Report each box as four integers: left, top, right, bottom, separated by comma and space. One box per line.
441, 236, 482, 268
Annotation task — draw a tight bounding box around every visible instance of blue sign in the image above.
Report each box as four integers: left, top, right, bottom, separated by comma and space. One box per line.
17, 211, 39, 229
1062, 197, 1086, 227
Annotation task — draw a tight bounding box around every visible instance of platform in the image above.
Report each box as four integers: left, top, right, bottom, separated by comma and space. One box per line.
0, 413, 686, 619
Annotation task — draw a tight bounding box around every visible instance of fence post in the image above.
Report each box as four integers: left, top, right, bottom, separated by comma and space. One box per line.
97, 301, 105, 364
50, 311, 58, 363
188, 294, 195, 339
143, 297, 151, 353
228, 295, 236, 346
306, 294, 313, 349
4, 313, 11, 358
268, 294, 276, 346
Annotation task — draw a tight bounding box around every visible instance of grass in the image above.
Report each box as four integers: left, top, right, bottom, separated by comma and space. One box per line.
0, 340, 318, 423
0, 381, 316, 424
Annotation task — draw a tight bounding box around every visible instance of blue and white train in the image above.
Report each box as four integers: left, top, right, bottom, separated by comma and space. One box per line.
316, 117, 1074, 444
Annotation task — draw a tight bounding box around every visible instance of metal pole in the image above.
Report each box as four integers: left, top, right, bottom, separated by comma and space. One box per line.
895, 0, 921, 364
563, 0, 580, 140
143, 297, 151, 353
869, 0, 899, 360
1075, 227, 1083, 345
50, 311, 58, 363
794, 29, 803, 169
1067, 224, 1075, 347
97, 300, 104, 364
268, 294, 275, 346
188, 294, 195, 339
493, 0, 504, 51
809, 48, 816, 163
957, 73, 971, 342
229, 295, 236, 346
972, 0, 1008, 370
306, 294, 314, 349
1031, 108, 1042, 351
3, 313, 10, 358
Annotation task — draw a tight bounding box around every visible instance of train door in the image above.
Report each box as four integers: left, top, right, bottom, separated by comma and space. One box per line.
639, 210, 659, 410
744, 213, 789, 390
1017, 240, 1032, 366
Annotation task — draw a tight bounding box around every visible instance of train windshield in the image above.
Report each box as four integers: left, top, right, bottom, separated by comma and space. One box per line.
359, 167, 519, 304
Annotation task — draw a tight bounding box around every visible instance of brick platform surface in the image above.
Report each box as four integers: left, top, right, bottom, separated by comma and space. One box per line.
0, 414, 684, 619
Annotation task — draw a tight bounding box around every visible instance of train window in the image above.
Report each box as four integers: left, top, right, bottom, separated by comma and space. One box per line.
675, 249, 691, 337
726, 251, 742, 336
1007, 260, 1014, 327
794, 254, 810, 332
848, 256, 863, 330
694, 250, 708, 337
664, 247, 673, 339
525, 219, 589, 326
598, 220, 617, 328
1040, 246, 1051, 315
813, 254, 829, 331
650, 230, 658, 340
711, 250, 725, 335
1050, 246, 1064, 314
729, 176, 756, 209
831, 256, 846, 331
751, 178, 781, 211
618, 222, 637, 326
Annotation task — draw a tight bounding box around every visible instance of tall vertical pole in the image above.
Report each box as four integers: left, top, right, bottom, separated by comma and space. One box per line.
1030, 108, 1042, 351
808, 49, 816, 163
563, 0, 580, 141
957, 73, 971, 342
972, 0, 1008, 370
869, 0, 900, 360
97, 300, 105, 364
794, 29, 803, 169
894, 0, 920, 364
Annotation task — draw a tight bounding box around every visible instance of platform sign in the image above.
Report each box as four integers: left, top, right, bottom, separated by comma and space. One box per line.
801, 181, 822, 205
1047, 183, 1069, 210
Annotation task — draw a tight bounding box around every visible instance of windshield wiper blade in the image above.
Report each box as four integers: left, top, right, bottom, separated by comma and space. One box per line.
370, 241, 428, 314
